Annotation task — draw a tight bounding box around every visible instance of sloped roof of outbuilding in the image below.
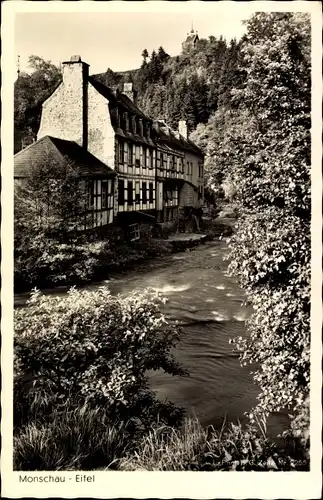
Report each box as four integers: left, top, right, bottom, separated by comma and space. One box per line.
14, 135, 115, 178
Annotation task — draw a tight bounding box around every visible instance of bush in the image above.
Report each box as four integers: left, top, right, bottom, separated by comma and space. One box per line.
14, 234, 112, 289
15, 287, 186, 430
14, 224, 175, 290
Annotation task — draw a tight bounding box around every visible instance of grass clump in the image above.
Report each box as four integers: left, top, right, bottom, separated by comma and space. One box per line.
14, 406, 131, 471
118, 417, 309, 471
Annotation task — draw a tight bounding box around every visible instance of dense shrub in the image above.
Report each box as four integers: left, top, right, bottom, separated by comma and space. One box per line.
14, 237, 105, 288
15, 287, 186, 430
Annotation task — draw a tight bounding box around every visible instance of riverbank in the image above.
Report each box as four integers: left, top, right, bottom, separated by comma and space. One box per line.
14, 217, 233, 295
14, 283, 308, 472
14, 407, 308, 471
13, 229, 309, 472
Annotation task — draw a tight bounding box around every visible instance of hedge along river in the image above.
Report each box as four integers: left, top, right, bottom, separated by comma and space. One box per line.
14, 237, 288, 437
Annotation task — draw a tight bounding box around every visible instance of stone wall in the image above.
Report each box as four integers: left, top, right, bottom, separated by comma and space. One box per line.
179, 182, 198, 207
87, 82, 116, 169
38, 61, 88, 148
158, 219, 179, 236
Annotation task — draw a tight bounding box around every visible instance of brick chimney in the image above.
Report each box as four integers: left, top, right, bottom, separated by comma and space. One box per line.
123, 82, 136, 103
178, 120, 188, 139
60, 55, 89, 148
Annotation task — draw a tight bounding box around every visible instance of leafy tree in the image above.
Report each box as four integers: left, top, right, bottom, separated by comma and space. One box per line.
218, 13, 311, 428
130, 35, 243, 126
14, 152, 92, 286
14, 56, 62, 152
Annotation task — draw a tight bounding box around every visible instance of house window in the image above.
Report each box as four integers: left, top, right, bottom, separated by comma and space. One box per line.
149, 149, 154, 169
160, 152, 164, 172
128, 181, 133, 205
139, 119, 143, 136
135, 146, 140, 168
123, 112, 129, 131
145, 123, 151, 138
106, 180, 114, 209
129, 223, 140, 241
142, 182, 147, 203
101, 180, 108, 209
118, 141, 124, 163
143, 146, 147, 167
128, 143, 133, 167
172, 156, 176, 172
131, 116, 137, 134
149, 182, 154, 204
90, 179, 102, 210
118, 179, 125, 205
135, 181, 140, 204
87, 178, 113, 229
163, 154, 167, 171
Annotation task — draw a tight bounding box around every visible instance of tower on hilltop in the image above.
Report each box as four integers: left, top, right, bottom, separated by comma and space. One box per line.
182, 24, 199, 52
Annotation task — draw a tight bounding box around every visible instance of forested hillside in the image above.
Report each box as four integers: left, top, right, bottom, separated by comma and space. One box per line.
93, 36, 245, 131
14, 34, 244, 153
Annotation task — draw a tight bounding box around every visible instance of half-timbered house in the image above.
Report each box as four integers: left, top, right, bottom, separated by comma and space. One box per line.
19, 55, 204, 237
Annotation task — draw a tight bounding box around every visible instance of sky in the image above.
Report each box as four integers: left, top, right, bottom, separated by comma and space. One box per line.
14, 3, 251, 76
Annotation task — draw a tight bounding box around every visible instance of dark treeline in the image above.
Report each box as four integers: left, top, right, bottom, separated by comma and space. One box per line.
95, 36, 245, 131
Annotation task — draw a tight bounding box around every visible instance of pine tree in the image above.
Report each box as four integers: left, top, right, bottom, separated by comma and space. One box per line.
141, 48, 149, 64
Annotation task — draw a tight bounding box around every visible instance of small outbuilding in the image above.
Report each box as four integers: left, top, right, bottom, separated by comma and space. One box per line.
14, 135, 116, 231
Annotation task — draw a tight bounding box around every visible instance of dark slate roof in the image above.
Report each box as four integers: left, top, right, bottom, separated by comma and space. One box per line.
14, 136, 116, 178
89, 74, 203, 157
114, 128, 155, 148
89, 77, 150, 120
153, 121, 203, 157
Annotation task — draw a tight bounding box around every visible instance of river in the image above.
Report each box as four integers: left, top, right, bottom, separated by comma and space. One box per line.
14, 237, 288, 437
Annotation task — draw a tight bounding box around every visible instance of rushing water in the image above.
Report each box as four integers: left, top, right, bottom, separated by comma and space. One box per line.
15, 237, 288, 436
